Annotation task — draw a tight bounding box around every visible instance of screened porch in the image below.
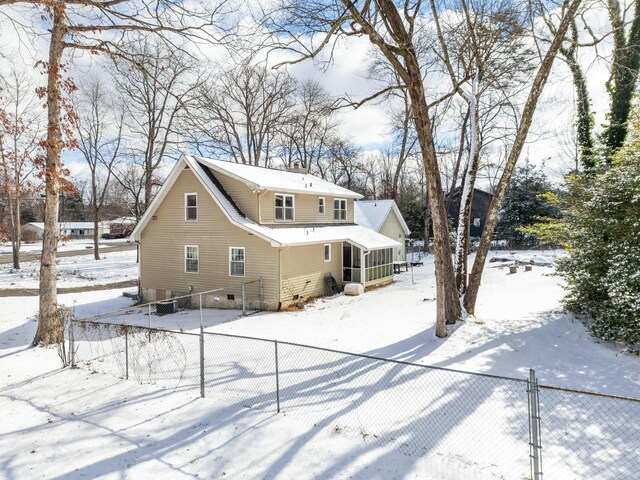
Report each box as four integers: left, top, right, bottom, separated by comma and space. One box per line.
342, 242, 395, 286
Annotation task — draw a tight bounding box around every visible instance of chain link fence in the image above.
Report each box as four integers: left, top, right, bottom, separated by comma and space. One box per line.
68, 299, 639, 480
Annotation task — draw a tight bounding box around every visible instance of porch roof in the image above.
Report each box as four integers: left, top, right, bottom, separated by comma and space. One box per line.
260, 224, 401, 251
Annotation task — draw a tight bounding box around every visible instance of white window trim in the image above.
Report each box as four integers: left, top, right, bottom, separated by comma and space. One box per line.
318, 196, 325, 215
274, 193, 295, 222
184, 245, 199, 274
185, 192, 198, 222
324, 243, 331, 262
334, 198, 347, 221
229, 246, 246, 277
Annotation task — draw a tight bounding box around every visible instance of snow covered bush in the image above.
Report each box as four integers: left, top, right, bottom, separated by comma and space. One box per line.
553, 118, 640, 345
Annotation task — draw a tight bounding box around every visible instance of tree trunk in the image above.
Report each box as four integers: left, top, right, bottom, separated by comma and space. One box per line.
454, 75, 479, 297
602, 0, 640, 155
34, 4, 66, 346
464, 0, 583, 315
404, 58, 461, 336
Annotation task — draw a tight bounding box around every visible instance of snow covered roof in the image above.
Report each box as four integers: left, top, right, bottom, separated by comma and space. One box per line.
108, 217, 136, 225
354, 200, 411, 235
194, 156, 363, 199
26, 222, 105, 230
131, 155, 398, 251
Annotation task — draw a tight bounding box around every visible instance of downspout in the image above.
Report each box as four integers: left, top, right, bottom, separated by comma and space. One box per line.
254, 188, 266, 223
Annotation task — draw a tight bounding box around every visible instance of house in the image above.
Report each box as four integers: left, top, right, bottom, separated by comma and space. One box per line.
130, 155, 401, 310
447, 187, 493, 237
106, 217, 137, 238
354, 200, 410, 260
22, 222, 107, 241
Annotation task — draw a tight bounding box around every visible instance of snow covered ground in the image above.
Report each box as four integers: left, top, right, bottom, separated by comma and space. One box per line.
1, 250, 638, 479
0, 249, 137, 290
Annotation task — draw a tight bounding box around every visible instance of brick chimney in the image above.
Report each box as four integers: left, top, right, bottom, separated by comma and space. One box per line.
288, 161, 307, 174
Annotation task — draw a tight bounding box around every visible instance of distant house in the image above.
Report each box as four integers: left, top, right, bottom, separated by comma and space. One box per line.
355, 200, 410, 260
107, 217, 137, 237
130, 155, 401, 310
447, 188, 493, 237
22, 222, 107, 241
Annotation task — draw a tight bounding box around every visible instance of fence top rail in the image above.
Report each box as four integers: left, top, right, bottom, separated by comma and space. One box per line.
76, 288, 225, 322
72, 319, 200, 337
241, 278, 262, 285
202, 330, 528, 384
539, 383, 640, 403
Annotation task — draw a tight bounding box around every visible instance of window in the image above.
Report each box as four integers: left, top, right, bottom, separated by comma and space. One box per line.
318, 197, 325, 214
324, 243, 331, 262
185, 193, 197, 221
275, 194, 294, 221
185, 245, 199, 273
334, 199, 347, 220
229, 247, 245, 277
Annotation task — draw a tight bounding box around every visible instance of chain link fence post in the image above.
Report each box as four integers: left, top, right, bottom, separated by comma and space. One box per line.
528, 368, 543, 480
125, 328, 129, 380
199, 293, 205, 398
275, 340, 280, 413
259, 277, 264, 311
69, 319, 75, 368
241, 283, 247, 316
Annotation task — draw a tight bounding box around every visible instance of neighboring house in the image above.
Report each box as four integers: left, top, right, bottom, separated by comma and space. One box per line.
447, 187, 493, 237
130, 155, 401, 310
107, 217, 137, 237
354, 200, 410, 260
22, 222, 107, 241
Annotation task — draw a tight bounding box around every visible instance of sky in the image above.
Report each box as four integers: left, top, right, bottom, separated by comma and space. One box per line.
0, 1, 619, 187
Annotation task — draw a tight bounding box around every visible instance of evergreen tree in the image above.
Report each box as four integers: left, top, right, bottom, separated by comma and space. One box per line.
496, 162, 560, 246
528, 112, 640, 345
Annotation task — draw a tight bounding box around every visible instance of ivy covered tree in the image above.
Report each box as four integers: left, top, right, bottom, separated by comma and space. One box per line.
495, 161, 560, 246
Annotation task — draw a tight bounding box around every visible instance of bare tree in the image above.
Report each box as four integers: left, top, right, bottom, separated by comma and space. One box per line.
465, 0, 584, 314
75, 78, 124, 260
0, 67, 42, 269
278, 80, 338, 173
269, 0, 470, 336
112, 39, 202, 217
189, 57, 296, 167
0, 0, 231, 345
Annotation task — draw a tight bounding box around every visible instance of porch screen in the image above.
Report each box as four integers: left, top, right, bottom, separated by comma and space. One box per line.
365, 248, 393, 282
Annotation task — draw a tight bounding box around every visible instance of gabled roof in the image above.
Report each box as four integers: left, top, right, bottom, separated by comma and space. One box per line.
193, 156, 363, 199
354, 200, 411, 235
130, 155, 398, 251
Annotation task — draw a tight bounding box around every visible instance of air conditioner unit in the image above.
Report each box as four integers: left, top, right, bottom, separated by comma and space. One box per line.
156, 300, 177, 316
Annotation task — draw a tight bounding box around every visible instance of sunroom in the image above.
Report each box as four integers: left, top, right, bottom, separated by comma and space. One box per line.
342, 242, 396, 287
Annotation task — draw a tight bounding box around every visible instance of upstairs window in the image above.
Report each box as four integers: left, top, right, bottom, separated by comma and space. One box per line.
275, 194, 294, 221
334, 199, 347, 221
318, 197, 325, 214
185, 193, 198, 221
185, 245, 199, 273
229, 247, 245, 276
